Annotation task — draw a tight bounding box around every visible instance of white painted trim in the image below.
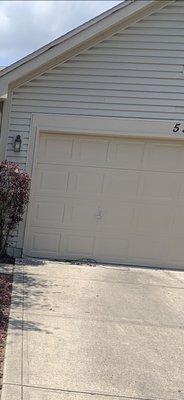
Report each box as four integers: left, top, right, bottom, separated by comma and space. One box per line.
33, 113, 182, 143
16, 115, 37, 249
0, 93, 12, 162
26, 114, 184, 178
21, 113, 184, 253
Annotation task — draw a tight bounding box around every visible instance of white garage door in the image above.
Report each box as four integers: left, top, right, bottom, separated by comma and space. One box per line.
24, 133, 184, 268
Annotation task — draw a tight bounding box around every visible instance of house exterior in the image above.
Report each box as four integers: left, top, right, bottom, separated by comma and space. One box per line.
1, 0, 184, 268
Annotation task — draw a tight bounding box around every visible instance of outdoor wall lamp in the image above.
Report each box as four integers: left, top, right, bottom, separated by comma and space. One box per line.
14, 134, 22, 152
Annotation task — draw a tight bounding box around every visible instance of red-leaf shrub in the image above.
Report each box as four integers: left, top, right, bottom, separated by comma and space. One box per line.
0, 161, 31, 258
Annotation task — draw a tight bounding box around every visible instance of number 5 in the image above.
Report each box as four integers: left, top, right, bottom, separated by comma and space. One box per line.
173, 123, 181, 133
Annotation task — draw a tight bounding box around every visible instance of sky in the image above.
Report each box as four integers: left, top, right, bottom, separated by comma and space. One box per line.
0, 1, 122, 67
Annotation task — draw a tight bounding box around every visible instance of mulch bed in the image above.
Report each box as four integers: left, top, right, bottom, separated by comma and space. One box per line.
0, 273, 13, 391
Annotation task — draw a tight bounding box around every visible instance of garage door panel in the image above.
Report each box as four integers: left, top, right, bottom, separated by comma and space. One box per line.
30, 230, 61, 255
107, 140, 145, 169
36, 167, 142, 199
97, 202, 176, 235
131, 236, 169, 261
67, 170, 104, 195
168, 241, 184, 265
64, 234, 94, 256
36, 166, 105, 196
32, 200, 65, 228
144, 143, 184, 172
133, 205, 174, 234
63, 200, 99, 228
76, 137, 109, 163
38, 135, 74, 163
94, 236, 129, 259
96, 203, 135, 233
140, 173, 180, 201
172, 209, 184, 235
34, 169, 69, 193
177, 179, 184, 200
168, 239, 184, 262
102, 171, 140, 198
31, 197, 100, 230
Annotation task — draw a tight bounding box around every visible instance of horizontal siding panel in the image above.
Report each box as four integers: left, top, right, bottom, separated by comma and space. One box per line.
72, 55, 184, 65
125, 27, 184, 36
22, 68, 184, 80
13, 75, 184, 90
111, 34, 184, 43
7, 132, 29, 138
35, 74, 184, 89
8, 124, 30, 132
22, 81, 184, 94
6, 155, 27, 165
11, 105, 184, 120
138, 21, 184, 28
7, 133, 29, 141
87, 48, 184, 58
27, 74, 183, 87
13, 97, 184, 108
100, 41, 184, 51
59, 63, 183, 72
7, 138, 29, 147
10, 112, 31, 119
159, 7, 184, 13
6, 149, 28, 158
11, 100, 184, 114
147, 14, 184, 21
14, 88, 184, 101
7, 143, 29, 152
11, 88, 184, 104
9, 118, 31, 125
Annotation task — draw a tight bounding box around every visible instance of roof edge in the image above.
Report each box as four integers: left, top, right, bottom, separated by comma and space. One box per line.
0, 0, 174, 95
0, 0, 132, 79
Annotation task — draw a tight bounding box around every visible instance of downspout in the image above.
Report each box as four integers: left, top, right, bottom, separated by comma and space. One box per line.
0, 98, 5, 161
0, 99, 4, 138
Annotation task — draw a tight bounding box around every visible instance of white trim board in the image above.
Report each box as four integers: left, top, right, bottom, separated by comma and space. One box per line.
28, 114, 183, 171
18, 114, 184, 253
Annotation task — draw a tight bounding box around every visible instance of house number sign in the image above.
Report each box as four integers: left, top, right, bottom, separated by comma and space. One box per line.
172, 123, 184, 135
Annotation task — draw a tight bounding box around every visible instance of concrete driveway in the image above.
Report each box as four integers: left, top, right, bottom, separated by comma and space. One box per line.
2, 260, 184, 400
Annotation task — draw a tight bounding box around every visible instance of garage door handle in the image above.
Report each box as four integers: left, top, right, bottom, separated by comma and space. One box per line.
96, 210, 102, 220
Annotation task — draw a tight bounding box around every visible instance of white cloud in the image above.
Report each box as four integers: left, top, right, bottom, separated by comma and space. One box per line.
0, 10, 8, 26
0, 1, 122, 66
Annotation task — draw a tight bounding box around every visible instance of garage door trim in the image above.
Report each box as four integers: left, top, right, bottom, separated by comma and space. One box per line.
21, 114, 184, 258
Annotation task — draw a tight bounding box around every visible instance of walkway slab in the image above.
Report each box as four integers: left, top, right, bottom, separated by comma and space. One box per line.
1, 384, 21, 400
3, 314, 23, 386
1, 260, 184, 399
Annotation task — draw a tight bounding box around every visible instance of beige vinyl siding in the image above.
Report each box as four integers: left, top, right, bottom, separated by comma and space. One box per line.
5, 0, 184, 250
